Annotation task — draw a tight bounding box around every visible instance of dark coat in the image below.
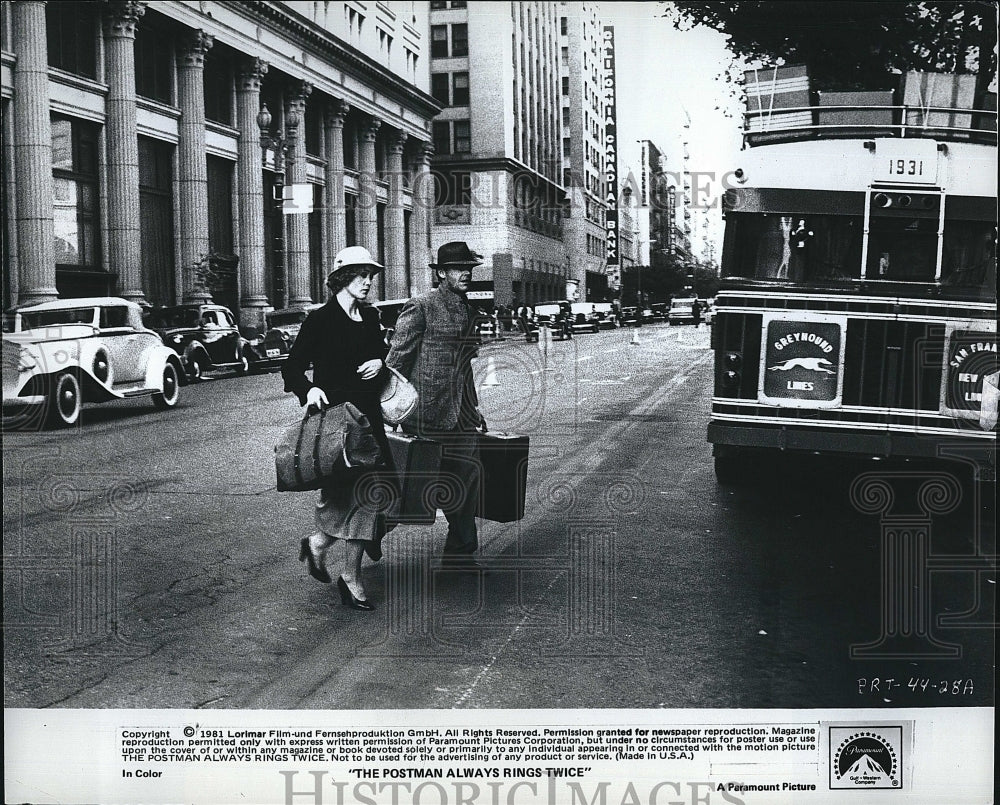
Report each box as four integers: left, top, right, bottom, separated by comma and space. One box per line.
385, 286, 480, 434
281, 300, 388, 425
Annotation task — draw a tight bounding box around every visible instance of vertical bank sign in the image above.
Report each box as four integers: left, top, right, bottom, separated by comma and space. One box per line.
602, 25, 619, 271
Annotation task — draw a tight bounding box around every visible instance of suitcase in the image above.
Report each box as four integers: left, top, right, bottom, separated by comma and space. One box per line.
476, 431, 529, 522
385, 427, 444, 524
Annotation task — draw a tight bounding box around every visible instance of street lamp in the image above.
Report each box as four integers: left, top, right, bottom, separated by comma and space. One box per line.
257, 102, 301, 309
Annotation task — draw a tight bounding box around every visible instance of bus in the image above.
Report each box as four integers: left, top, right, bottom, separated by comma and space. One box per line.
708, 84, 997, 483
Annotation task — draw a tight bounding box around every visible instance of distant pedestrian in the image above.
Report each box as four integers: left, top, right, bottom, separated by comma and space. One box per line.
692, 298, 702, 328
386, 242, 488, 570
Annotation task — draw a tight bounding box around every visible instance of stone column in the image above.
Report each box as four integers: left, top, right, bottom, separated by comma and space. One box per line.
236, 56, 269, 327
408, 141, 433, 295
12, 0, 57, 304
103, 1, 146, 303
383, 130, 407, 299
285, 80, 312, 306
176, 29, 213, 303
356, 116, 381, 258
323, 99, 349, 266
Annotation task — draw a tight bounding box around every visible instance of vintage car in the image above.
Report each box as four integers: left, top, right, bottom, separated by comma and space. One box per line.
370, 298, 409, 349
569, 302, 601, 334
533, 301, 573, 340
668, 296, 699, 325
242, 303, 322, 370
592, 302, 618, 328
2, 297, 182, 427
144, 303, 248, 381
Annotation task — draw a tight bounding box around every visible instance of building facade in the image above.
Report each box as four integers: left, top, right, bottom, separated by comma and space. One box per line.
638, 137, 691, 266
428, 0, 570, 309
1, 0, 440, 326
559, 1, 609, 302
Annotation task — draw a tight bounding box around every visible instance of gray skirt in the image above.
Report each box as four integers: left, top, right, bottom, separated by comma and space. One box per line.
315, 473, 391, 542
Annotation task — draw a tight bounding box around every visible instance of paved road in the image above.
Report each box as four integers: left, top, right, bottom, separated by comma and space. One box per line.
3, 323, 993, 709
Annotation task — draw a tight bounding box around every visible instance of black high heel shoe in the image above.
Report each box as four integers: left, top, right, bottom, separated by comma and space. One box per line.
338, 577, 375, 611
299, 537, 331, 584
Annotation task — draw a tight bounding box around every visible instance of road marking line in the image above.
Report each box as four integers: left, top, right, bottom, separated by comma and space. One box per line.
577, 356, 593, 362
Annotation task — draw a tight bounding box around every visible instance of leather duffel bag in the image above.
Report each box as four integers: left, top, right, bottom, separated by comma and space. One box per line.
275, 402, 381, 492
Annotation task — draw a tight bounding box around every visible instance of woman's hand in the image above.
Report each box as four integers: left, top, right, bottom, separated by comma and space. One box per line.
305, 386, 329, 410
357, 358, 383, 381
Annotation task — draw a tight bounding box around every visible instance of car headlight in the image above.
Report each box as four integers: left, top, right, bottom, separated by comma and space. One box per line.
171, 334, 183, 344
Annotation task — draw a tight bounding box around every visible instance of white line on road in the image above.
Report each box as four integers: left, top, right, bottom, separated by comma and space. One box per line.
577, 356, 593, 362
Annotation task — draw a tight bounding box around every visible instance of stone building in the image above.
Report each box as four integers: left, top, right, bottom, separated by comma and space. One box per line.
428, 0, 572, 309
1, 1, 439, 326
559, 1, 609, 302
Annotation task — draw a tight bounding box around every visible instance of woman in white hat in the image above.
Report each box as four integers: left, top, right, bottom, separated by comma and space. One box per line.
282, 246, 392, 611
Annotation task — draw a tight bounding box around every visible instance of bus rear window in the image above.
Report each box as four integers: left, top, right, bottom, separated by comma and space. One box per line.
942, 221, 997, 292
724, 213, 863, 282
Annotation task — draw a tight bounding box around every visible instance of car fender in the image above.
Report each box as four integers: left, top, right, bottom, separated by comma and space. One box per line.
183, 340, 210, 365
75, 339, 118, 400
144, 345, 183, 392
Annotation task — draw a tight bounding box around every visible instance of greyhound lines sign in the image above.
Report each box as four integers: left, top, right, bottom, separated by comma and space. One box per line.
760, 314, 847, 407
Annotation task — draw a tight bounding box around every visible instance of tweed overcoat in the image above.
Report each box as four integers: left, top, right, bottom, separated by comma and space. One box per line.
385, 286, 480, 434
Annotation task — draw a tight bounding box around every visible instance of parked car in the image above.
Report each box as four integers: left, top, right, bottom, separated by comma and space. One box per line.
668, 296, 698, 325
2, 297, 182, 427
144, 303, 248, 381
641, 306, 657, 324
371, 298, 409, 349
621, 306, 639, 325
533, 301, 573, 340
592, 302, 618, 328
242, 303, 321, 370
701, 298, 716, 325
569, 302, 601, 333
649, 302, 668, 321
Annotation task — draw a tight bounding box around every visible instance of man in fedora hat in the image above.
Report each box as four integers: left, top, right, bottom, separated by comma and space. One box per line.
386, 241, 487, 569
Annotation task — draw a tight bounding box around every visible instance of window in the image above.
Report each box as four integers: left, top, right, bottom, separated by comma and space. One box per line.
206, 156, 234, 255
431, 73, 450, 105
432, 121, 451, 155
561, 46, 568, 64
724, 213, 863, 282
453, 120, 471, 154
378, 27, 393, 55
135, 23, 172, 104
430, 0, 447, 8
450, 1, 467, 7
203, 49, 233, 125
304, 102, 322, 156
452, 72, 469, 105
561, 76, 569, 96
431, 25, 448, 58
51, 116, 100, 269
942, 220, 997, 290
451, 23, 468, 57
560, 16, 567, 35
46, 1, 97, 79
562, 138, 571, 157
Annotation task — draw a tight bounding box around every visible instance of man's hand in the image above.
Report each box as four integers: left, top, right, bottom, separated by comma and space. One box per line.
357, 358, 383, 381
305, 387, 329, 411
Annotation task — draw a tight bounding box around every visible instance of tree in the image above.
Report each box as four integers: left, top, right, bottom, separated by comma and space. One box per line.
669, 2, 997, 97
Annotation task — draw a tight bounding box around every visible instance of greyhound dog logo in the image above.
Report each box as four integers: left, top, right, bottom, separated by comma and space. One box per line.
769, 357, 835, 373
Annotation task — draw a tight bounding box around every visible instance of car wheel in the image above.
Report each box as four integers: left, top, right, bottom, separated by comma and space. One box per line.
46, 371, 82, 427
153, 362, 180, 410
186, 354, 205, 382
